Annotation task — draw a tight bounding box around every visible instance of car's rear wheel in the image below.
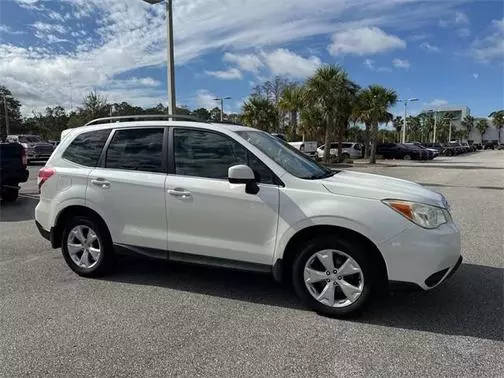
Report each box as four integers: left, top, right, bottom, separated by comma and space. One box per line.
62, 216, 113, 277
292, 236, 375, 317
403, 154, 412, 160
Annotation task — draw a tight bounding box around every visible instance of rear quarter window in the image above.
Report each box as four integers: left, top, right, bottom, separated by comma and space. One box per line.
62, 129, 111, 167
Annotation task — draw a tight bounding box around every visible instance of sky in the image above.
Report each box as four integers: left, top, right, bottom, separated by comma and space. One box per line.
0, 0, 503, 118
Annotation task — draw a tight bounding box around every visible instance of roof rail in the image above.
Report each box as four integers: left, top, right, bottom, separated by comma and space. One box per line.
84, 114, 209, 126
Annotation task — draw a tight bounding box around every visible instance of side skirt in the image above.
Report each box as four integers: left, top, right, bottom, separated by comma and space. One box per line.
114, 243, 273, 275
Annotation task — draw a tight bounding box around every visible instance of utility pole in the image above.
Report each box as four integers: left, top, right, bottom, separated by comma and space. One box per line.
398, 98, 419, 143
2, 94, 12, 138
214, 96, 231, 122
143, 0, 176, 117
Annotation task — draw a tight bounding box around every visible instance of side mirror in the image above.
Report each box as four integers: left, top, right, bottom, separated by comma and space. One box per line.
228, 165, 259, 194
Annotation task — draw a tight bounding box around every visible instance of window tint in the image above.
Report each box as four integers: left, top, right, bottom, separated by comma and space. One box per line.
342, 143, 352, 148
63, 129, 111, 167
174, 129, 275, 184
105, 128, 164, 173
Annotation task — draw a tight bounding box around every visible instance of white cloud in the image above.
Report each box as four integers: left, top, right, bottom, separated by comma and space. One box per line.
426, 99, 448, 107
195, 89, 218, 110
420, 42, 440, 52
0, 25, 25, 35
472, 73, 479, 79
470, 18, 504, 63
32, 22, 67, 34
205, 68, 243, 80
392, 58, 410, 69
457, 28, 471, 38
261, 48, 321, 78
455, 11, 469, 25
328, 26, 405, 56
363, 58, 391, 72
440, 11, 469, 28
223, 52, 264, 73
112, 77, 161, 88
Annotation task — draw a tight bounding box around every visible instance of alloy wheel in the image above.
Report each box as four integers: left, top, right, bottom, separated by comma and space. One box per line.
303, 249, 364, 308
67, 225, 101, 269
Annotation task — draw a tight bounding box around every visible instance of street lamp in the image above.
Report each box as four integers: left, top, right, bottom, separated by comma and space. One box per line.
142, 0, 176, 116
398, 98, 418, 143
1, 94, 13, 138
214, 96, 231, 122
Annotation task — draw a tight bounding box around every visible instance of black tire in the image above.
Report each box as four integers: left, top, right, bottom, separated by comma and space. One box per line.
1, 188, 19, 202
292, 235, 376, 317
403, 154, 412, 160
342, 153, 350, 161
61, 215, 113, 277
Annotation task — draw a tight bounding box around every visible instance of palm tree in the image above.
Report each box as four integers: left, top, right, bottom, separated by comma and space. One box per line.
241, 96, 278, 132
392, 116, 403, 142
418, 112, 435, 142
476, 119, 489, 142
353, 85, 397, 164
406, 116, 421, 141
489, 110, 504, 144
278, 84, 304, 140
304, 65, 359, 162
461, 115, 475, 139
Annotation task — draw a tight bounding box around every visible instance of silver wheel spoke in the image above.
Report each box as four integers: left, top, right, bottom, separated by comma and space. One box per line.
68, 243, 83, 256
79, 250, 90, 267
316, 251, 335, 272
316, 283, 335, 306
338, 280, 362, 302
338, 258, 361, 277
86, 230, 97, 244
88, 247, 100, 261
74, 226, 86, 243
304, 267, 328, 283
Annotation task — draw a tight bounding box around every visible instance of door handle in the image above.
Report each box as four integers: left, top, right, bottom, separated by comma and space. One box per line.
167, 189, 191, 198
91, 178, 111, 189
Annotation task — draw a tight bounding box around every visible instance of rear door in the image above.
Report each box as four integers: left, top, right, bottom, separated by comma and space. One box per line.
86, 127, 168, 251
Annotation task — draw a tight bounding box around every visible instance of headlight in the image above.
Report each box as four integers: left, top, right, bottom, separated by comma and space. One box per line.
382, 199, 450, 229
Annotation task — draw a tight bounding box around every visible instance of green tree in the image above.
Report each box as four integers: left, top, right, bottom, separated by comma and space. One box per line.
252, 76, 292, 131
304, 65, 358, 162
489, 110, 504, 144
353, 85, 397, 164
392, 116, 403, 142
461, 115, 475, 137
191, 107, 211, 121
241, 96, 278, 132
209, 107, 223, 122
476, 119, 489, 142
0, 85, 23, 140
278, 84, 304, 140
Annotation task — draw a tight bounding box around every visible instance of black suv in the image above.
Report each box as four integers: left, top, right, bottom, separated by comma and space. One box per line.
377, 143, 423, 160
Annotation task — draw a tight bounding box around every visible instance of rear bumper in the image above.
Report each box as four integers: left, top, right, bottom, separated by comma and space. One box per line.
35, 220, 56, 247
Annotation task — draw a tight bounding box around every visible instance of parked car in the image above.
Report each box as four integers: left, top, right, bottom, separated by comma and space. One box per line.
317, 142, 363, 160
289, 141, 318, 158
35, 116, 462, 317
406, 143, 437, 159
377, 143, 423, 160
7, 134, 54, 163
0, 141, 29, 202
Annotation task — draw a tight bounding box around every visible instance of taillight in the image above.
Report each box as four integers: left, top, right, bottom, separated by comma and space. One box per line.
38, 167, 55, 190
21, 147, 27, 167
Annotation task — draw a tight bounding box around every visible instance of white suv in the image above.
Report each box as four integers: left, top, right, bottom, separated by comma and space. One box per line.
35, 116, 462, 317
317, 142, 363, 160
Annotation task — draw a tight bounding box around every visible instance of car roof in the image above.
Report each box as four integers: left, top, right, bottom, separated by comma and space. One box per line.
66, 120, 257, 136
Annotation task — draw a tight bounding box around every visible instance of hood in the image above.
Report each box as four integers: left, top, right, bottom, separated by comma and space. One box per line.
322, 170, 445, 207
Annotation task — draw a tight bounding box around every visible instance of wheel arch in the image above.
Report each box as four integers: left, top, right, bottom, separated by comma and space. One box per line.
277, 225, 389, 289
52, 205, 111, 248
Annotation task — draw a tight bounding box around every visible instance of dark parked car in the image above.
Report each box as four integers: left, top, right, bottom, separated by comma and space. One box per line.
407, 143, 437, 159
377, 143, 424, 160
7, 134, 54, 163
0, 142, 29, 202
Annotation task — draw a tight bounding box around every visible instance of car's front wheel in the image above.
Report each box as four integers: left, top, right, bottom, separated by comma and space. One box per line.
292, 236, 375, 317
62, 216, 113, 277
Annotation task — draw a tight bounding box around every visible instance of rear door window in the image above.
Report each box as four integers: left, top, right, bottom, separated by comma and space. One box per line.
63, 129, 111, 167
105, 128, 164, 173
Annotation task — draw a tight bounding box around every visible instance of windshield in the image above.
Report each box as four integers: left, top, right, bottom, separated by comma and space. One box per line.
19, 135, 42, 143
235, 130, 334, 179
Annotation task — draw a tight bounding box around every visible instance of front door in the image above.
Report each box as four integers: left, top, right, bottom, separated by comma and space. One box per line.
86, 127, 168, 251
165, 128, 279, 265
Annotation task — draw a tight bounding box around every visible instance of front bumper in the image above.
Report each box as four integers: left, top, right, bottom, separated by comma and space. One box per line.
378, 222, 462, 290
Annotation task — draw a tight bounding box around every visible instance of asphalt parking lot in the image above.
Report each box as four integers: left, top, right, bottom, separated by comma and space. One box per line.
1, 151, 503, 376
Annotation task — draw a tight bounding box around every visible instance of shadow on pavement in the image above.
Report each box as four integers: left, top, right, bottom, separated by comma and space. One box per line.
0, 196, 37, 222
105, 258, 503, 341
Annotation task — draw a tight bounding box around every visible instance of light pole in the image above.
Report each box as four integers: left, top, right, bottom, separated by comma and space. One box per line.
2, 94, 13, 139
142, 0, 176, 116
214, 96, 231, 122
398, 98, 418, 143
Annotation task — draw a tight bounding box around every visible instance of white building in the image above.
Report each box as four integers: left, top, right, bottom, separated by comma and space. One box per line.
422, 104, 502, 144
